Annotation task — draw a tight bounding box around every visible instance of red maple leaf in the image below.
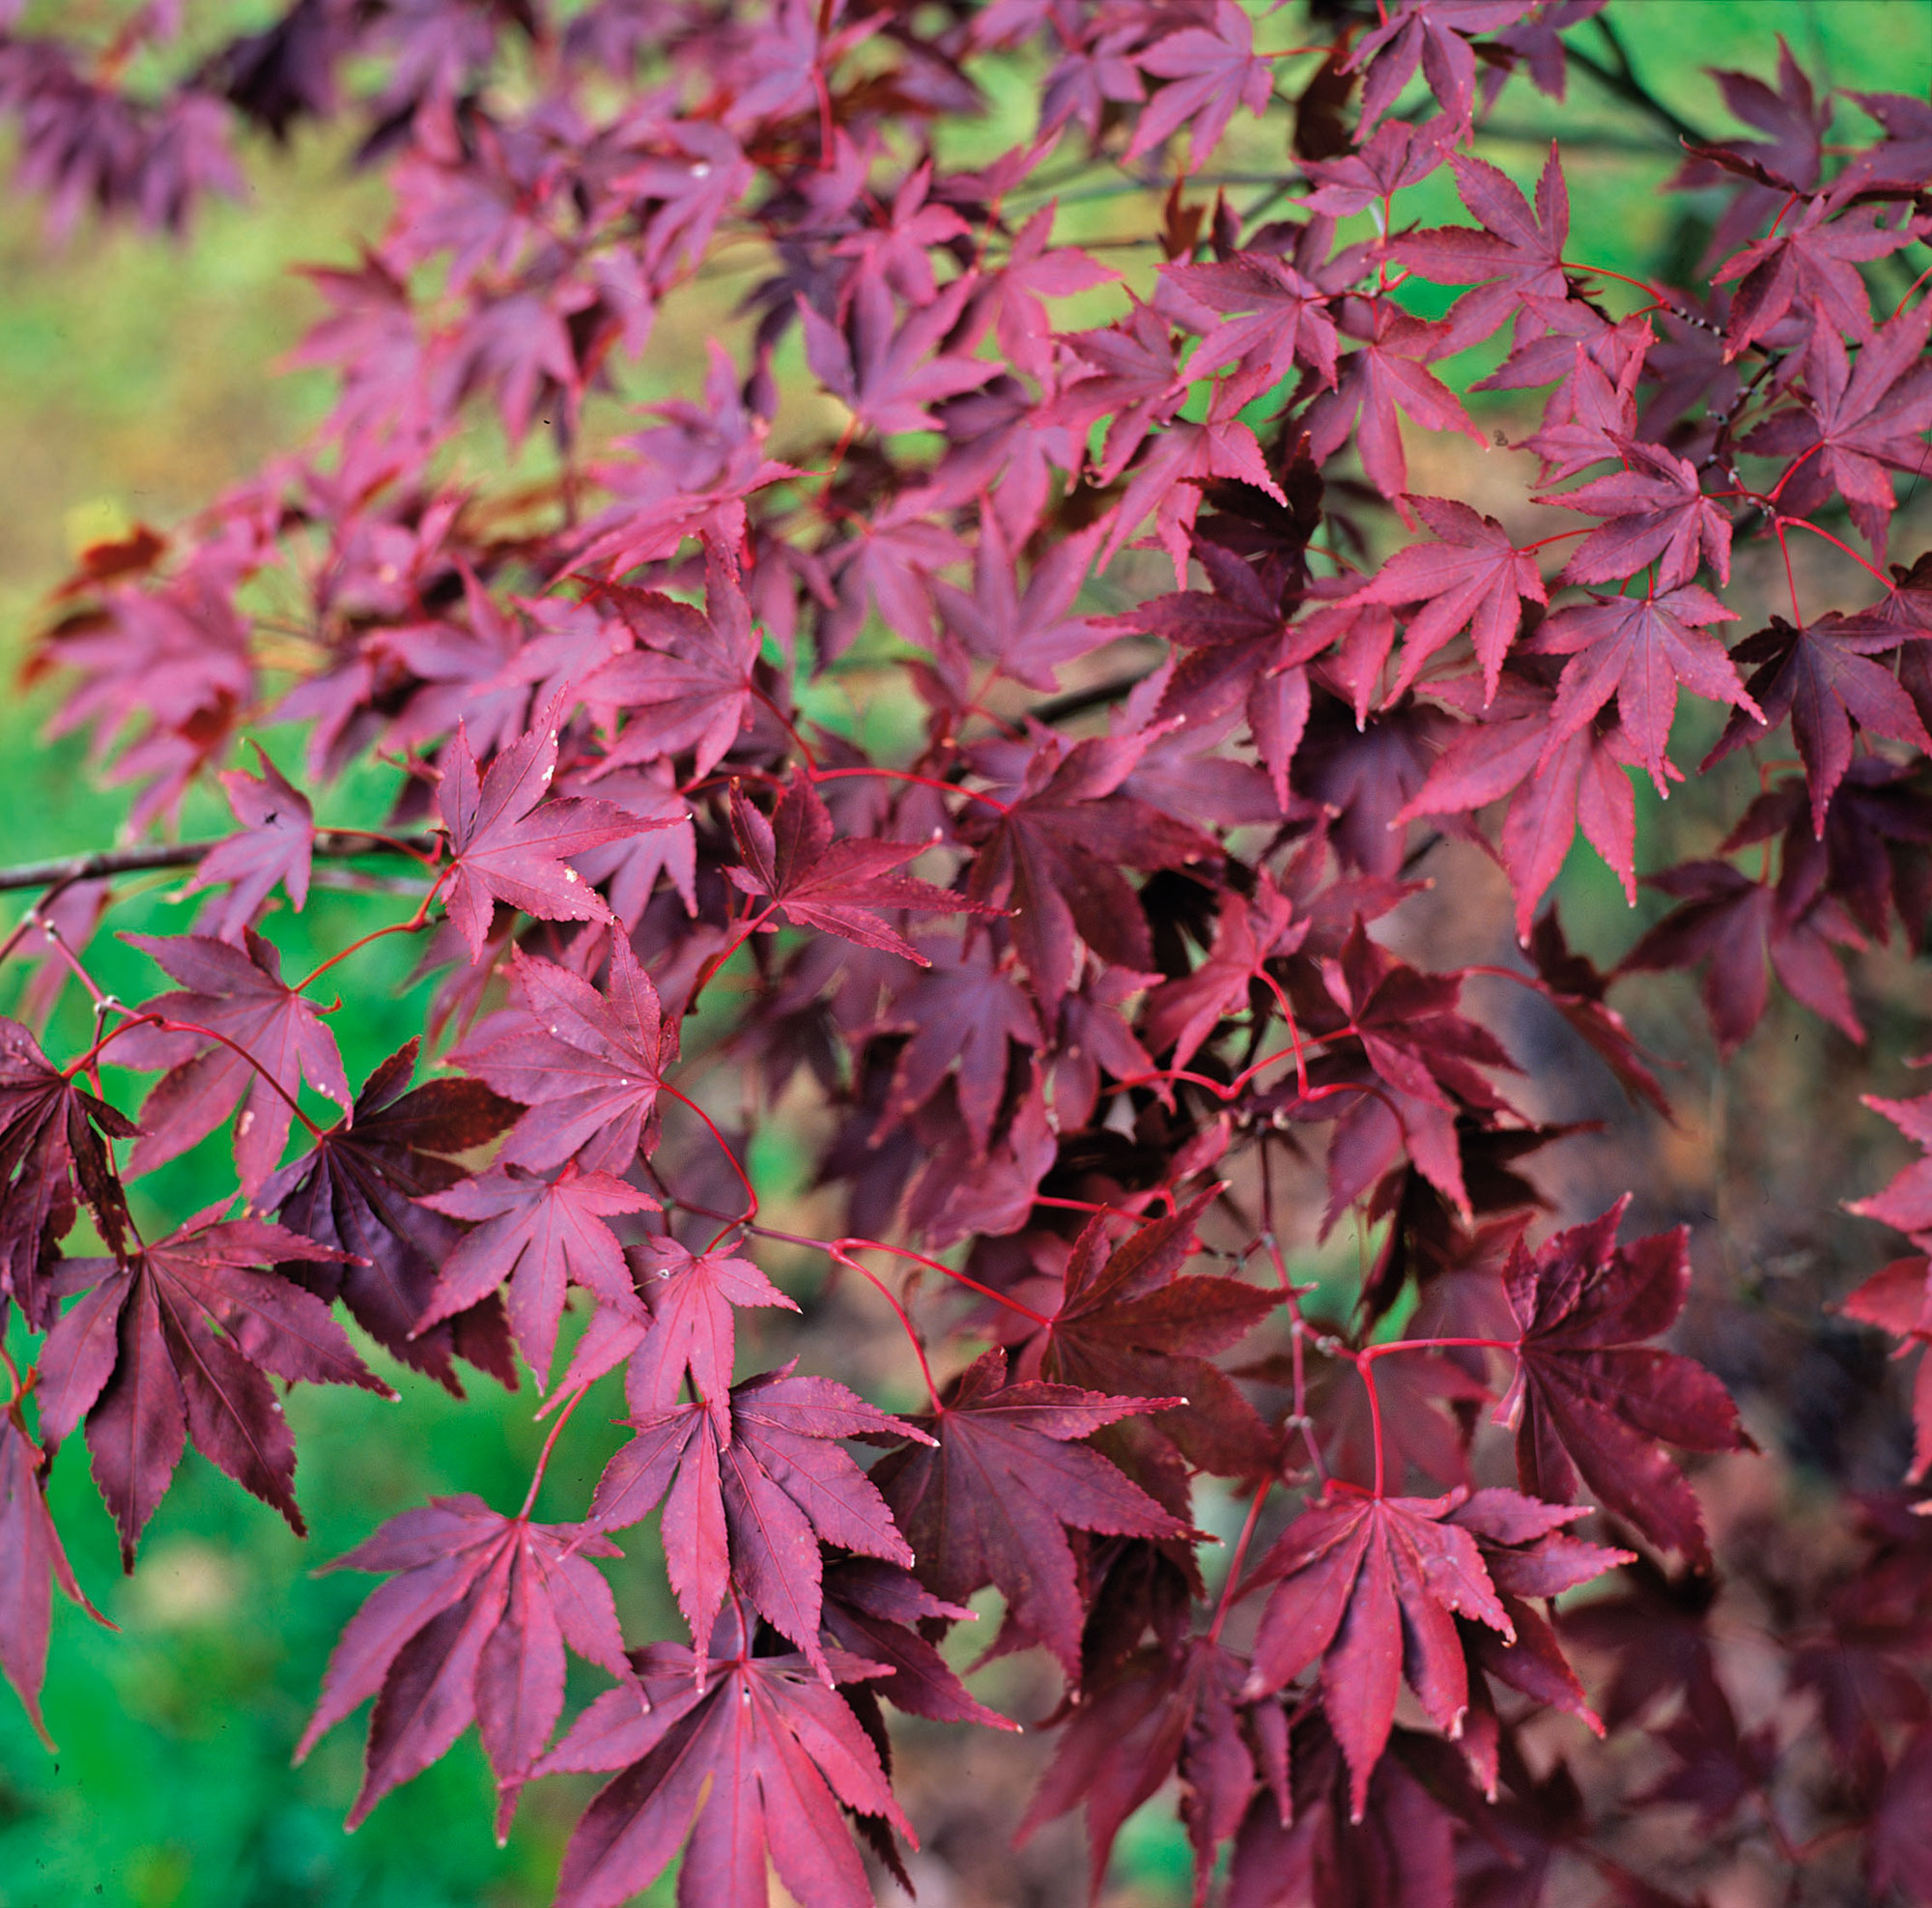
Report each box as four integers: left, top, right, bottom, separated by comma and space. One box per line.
1621, 855, 1866, 1052
727, 774, 984, 966
1348, 0, 1539, 135
1495, 1200, 1751, 1568
1126, 1, 1275, 171
180, 743, 316, 942
1850, 1091, 1932, 1248
1346, 496, 1547, 702
1534, 583, 1754, 792
578, 535, 763, 781
876, 938, 1043, 1156
1714, 199, 1918, 360
1030, 1196, 1279, 1475
588, 1364, 923, 1674
977, 200, 1117, 384
112, 928, 354, 1197
35, 1213, 386, 1565
458, 937, 677, 1176
0, 1017, 137, 1329
1392, 145, 1570, 355
1400, 663, 1638, 940
1100, 377, 1290, 584
1706, 612, 1932, 836
539, 1620, 909, 1908
1050, 299, 1187, 486
798, 274, 993, 437
416, 1162, 659, 1383
1162, 250, 1341, 398
1019, 1637, 1257, 1896
819, 1557, 1015, 1731
963, 733, 1220, 1007
931, 505, 1106, 693
1240, 1482, 1516, 1819
0, 1416, 109, 1747
832, 161, 970, 306
436, 700, 662, 962
1302, 302, 1484, 501
296, 1495, 630, 1835
1298, 922, 1520, 1217
260, 1040, 520, 1397
871, 1348, 1191, 1678
1544, 438, 1735, 593
1743, 296, 1932, 560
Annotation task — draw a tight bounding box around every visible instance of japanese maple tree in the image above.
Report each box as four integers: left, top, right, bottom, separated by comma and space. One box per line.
1, 1, 1930, 1903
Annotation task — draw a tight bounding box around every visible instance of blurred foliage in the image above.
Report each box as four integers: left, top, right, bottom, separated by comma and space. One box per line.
0, 2, 1927, 1904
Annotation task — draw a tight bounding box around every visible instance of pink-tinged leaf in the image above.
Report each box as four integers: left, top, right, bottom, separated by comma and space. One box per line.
417, 1163, 658, 1382
299, 1499, 627, 1829
1349, 0, 1538, 135
1544, 439, 1733, 593
553, 1637, 904, 1908
578, 536, 762, 782
871, 1348, 1189, 1678
181, 743, 316, 941
1535, 584, 1753, 792
1392, 145, 1570, 354
799, 274, 992, 438
1126, 1, 1275, 172
1706, 612, 1932, 835
459, 937, 676, 1176
727, 775, 987, 966
1348, 497, 1546, 702
1495, 1200, 1752, 1568
115, 928, 353, 1196
437, 698, 657, 962
1303, 306, 1485, 501
1242, 1484, 1513, 1820
621, 1235, 797, 1417
590, 1366, 923, 1675
1162, 251, 1341, 394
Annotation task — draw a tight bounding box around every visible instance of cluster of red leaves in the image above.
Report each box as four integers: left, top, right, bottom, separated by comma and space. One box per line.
2, 1, 1931, 1904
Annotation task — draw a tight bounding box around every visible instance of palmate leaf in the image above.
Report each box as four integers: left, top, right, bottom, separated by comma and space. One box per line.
588, 1364, 924, 1678
296, 1495, 630, 1836
963, 733, 1219, 1008
540, 1617, 909, 1908
1240, 1483, 1516, 1820
871, 1348, 1191, 1679
36, 1214, 387, 1565
111, 928, 353, 1198
0, 1017, 137, 1330
456, 936, 677, 1175
1032, 1193, 1278, 1476
437, 699, 665, 962
726, 774, 987, 965
416, 1162, 659, 1382
1496, 1199, 1751, 1569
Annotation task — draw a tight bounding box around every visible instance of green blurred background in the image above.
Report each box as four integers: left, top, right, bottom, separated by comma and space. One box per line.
0, 4, 1928, 1903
